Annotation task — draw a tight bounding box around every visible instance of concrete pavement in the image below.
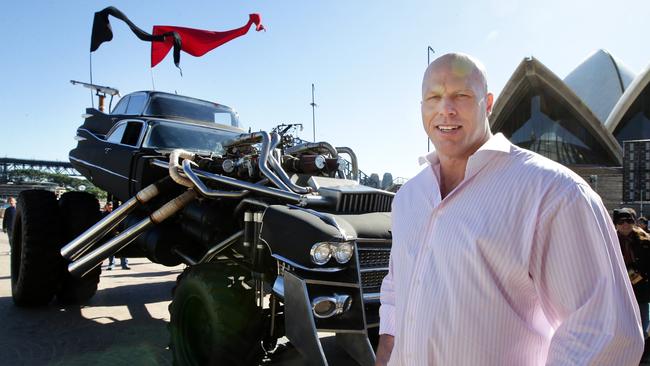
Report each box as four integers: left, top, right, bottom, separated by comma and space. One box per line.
0, 234, 358, 365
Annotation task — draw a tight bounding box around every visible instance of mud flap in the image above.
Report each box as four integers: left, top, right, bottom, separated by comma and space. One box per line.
336, 332, 376, 366
284, 271, 328, 366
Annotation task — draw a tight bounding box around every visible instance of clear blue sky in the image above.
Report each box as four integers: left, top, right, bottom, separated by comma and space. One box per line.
2, 0, 650, 179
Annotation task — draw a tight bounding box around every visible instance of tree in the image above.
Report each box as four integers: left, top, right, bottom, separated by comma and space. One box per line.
8, 169, 106, 199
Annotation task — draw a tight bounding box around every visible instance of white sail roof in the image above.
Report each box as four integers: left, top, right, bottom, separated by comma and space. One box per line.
563, 49, 636, 123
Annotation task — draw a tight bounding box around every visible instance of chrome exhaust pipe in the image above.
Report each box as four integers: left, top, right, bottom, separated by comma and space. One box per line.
223, 131, 292, 192
61, 179, 169, 260
335, 146, 359, 181
68, 189, 197, 277
153, 159, 328, 206
268, 132, 312, 194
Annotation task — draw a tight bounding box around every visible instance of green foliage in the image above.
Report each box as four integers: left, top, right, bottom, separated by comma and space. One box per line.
8, 169, 106, 199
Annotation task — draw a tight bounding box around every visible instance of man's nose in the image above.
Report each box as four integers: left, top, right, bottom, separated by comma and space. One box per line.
441, 97, 457, 115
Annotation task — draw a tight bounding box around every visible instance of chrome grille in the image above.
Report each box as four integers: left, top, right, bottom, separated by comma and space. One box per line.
360, 269, 389, 294
338, 192, 393, 214
357, 244, 391, 295
358, 248, 391, 268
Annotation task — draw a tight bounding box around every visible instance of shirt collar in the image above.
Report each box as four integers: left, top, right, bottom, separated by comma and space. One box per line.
418, 133, 511, 166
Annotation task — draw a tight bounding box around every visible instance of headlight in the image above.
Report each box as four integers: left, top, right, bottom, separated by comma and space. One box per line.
310, 242, 332, 265
310, 241, 355, 265
332, 242, 354, 264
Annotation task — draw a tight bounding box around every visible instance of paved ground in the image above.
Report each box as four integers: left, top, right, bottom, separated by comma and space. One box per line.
0, 233, 358, 365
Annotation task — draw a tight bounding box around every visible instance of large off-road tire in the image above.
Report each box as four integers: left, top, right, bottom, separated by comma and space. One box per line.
11, 190, 64, 306
169, 263, 265, 366
56, 191, 102, 304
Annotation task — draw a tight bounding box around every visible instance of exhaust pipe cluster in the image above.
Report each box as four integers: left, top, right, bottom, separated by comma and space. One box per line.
61, 176, 197, 277
60, 129, 357, 277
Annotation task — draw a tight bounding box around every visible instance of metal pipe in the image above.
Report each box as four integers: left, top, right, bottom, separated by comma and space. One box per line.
256, 131, 292, 192
181, 160, 248, 198
173, 247, 198, 266
68, 190, 197, 276
61, 181, 163, 260
168, 149, 195, 187
336, 146, 359, 181
268, 132, 311, 194
199, 230, 244, 263
223, 131, 292, 192
155, 159, 307, 204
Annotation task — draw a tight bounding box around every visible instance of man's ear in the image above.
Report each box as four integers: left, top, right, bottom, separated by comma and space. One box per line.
486, 92, 494, 115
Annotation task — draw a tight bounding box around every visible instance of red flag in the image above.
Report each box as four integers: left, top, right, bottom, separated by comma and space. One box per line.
151, 14, 264, 67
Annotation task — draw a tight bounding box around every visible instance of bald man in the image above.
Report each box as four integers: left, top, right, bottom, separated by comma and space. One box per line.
376, 53, 643, 365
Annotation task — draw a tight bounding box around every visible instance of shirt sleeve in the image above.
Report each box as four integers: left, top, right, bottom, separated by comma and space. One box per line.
379, 198, 399, 336
530, 183, 644, 365
379, 252, 396, 336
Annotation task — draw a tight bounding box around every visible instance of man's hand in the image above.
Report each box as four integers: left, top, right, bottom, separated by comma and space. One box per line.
375, 334, 395, 366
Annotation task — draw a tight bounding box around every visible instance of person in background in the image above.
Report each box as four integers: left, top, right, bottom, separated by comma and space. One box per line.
639, 216, 649, 233
102, 202, 130, 270
615, 208, 650, 362
2, 197, 16, 245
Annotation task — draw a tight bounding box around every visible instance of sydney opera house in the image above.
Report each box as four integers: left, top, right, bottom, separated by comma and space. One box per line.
489, 49, 650, 214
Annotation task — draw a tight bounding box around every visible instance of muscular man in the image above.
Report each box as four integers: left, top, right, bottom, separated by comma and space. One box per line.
376, 53, 643, 365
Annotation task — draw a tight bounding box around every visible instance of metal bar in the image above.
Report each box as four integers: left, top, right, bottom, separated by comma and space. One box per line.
69, 217, 153, 276
268, 132, 312, 194
155, 159, 314, 205
198, 230, 244, 263
68, 190, 196, 276
181, 160, 248, 198
61, 179, 168, 260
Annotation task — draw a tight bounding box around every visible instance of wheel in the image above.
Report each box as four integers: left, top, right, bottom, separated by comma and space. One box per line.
57, 191, 102, 304
11, 190, 64, 306
169, 263, 265, 366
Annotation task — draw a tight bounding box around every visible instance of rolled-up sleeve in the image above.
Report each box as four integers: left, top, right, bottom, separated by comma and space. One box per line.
530, 183, 644, 365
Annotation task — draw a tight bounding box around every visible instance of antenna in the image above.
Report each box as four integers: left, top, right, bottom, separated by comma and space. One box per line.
310, 83, 318, 142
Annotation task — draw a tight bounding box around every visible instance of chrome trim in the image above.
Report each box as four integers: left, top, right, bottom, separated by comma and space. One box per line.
182, 160, 248, 198
61, 195, 139, 260
69, 155, 135, 182
69, 217, 153, 276
153, 159, 324, 206
68, 190, 195, 276
335, 146, 359, 181
356, 238, 392, 244
268, 132, 312, 194
311, 294, 352, 319
61, 180, 164, 260
104, 119, 147, 148
362, 292, 381, 302
310, 242, 332, 265
359, 266, 389, 273
272, 254, 345, 273
304, 279, 360, 288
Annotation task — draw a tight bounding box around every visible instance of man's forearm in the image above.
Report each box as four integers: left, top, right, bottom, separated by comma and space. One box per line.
375, 334, 394, 366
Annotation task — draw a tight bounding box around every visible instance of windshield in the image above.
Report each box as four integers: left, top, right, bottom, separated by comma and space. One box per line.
145, 94, 240, 127
143, 121, 240, 155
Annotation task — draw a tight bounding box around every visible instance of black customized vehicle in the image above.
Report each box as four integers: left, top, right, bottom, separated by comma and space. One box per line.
11, 88, 393, 365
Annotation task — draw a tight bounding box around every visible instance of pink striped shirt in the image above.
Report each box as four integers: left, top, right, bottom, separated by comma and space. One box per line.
379, 133, 643, 365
